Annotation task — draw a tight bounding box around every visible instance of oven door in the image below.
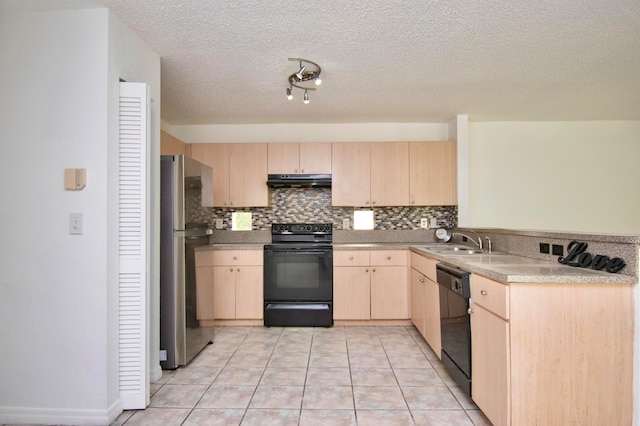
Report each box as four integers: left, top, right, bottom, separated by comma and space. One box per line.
264, 244, 333, 302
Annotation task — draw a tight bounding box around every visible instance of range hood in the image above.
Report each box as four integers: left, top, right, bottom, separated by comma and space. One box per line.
267, 174, 332, 188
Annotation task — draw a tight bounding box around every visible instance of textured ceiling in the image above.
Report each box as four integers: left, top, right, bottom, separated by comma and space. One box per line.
16, 0, 640, 124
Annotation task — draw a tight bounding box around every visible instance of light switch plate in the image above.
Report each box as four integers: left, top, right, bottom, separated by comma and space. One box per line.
430, 217, 438, 228
342, 218, 349, 229
215, 218, 223, 229
420, 218, 428, 228
69, 212, 83, 235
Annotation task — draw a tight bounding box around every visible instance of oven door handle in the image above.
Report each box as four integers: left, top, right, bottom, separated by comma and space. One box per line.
267, 250, 331, 255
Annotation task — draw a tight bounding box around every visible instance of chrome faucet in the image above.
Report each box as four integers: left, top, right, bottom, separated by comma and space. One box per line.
452, 230, 483, 251
484, 236, 493, 253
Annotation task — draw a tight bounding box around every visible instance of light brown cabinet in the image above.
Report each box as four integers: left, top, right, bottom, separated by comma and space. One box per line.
409, 141, 457, 205
370, 250, 409, 319
267, 142, 331, 174
195, 249, 263, 321
190, 143, 270, 207
409, 252, 441, 356
195, 250, 215, 322
333, 250, 408, 320
332, 142, 409, 206
469, 273, 633, 426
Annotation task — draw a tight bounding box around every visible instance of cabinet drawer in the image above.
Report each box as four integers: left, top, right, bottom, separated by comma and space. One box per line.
334, 250, 370, 266
410, 252, 438, 282
471, 274, 509, 320
370, 250, 407, 266
195, 250, 215, 267
213, 249, 263, 266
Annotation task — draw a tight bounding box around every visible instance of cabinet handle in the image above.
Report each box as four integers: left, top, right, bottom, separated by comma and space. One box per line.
349, 256, 354, 260
301, 168, 304, 173
480, 290, 488, 296
419, 277, 425, 283
365, 268, 369, 273
372, 268, 376, 273
467, 308, 474, 314
229, 268, 233, 272
386, 256, 391, 260
233, 256, 237, 260
372, 201, 376, 205
237, 268, 240, 272
294, 168, 298, 173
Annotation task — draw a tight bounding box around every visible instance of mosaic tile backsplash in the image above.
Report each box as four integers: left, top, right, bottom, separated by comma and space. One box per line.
187, 187, 457, 230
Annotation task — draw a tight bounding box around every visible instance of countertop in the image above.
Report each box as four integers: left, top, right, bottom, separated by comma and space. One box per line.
408, 245, 635, 284
196, 242, 636, 284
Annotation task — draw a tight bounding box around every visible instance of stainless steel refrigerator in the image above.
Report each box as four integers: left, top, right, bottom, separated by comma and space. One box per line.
160, 154, 214, 369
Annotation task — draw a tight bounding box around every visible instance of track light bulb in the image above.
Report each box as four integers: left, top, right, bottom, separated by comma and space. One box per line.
295, 65, 306, 80
303, 90, 309, 104
286, 87, 293, 100
315, 75, 322, 85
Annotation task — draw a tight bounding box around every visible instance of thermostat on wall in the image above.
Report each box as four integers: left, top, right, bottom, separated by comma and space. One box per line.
64, 168, 87, 190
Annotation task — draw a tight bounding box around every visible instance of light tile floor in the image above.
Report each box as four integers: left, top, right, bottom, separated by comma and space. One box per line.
112, 326, 493, 426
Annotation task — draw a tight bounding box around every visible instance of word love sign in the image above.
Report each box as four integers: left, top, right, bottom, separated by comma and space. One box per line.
558, 240, 626, 273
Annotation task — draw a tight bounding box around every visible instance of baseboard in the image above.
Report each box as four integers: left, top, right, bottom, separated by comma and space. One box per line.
150, 363, 163, 383
0, 399, 122, 425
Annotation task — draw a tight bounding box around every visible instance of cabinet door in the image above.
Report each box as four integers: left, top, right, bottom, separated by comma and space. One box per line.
267, 143, 300, 174
229, 143, 270, 207
332, 142, 371, 206
409, 141, 457, 206
333, 267, 370, 319
471, 302, 510, 426
370, 142, 409, 206
299, 142, 331, 174
235, 266, 263, 319
423, 277, 441, 357
212, 266, 236, 319
370, 266, 408, 319
410, 269, 426, 337
190, 143, 231, 207
195, 266, 215, 320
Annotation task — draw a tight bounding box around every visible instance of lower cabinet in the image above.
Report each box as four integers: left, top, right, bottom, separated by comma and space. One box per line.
470, 301, 510, 426
195, 249, 263, 321
333, 250, 408, 321
470, 273, 633, 426
410, 252, 441, 356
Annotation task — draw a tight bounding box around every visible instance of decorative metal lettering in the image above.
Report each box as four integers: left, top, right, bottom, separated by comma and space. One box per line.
558, 240, 626, 273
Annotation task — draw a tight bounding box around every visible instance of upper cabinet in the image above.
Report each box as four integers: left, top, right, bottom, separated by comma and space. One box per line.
267, 142, 332, 174
332, 142, 410, 207
409, 141, 457, 206
190, 143, 270, 207
160, 130, 190, 156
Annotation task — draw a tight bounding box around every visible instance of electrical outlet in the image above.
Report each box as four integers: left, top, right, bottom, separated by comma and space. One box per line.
420, 218, 428, 228
429, 218, 437, 228
539, 242, 550, 254
552, 244, 564, 256
215, 218, 223, 229
343, 218, 349, 229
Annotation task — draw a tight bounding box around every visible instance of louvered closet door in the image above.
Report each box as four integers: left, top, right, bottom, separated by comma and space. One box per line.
118, 82, 149, 409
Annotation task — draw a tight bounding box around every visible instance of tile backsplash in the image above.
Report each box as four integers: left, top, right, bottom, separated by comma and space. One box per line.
188, 187, 457, 230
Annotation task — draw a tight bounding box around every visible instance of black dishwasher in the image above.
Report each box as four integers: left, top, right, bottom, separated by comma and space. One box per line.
437, 262, 472, 395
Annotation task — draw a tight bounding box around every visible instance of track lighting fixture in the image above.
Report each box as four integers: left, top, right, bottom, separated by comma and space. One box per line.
285, 58, 322, 104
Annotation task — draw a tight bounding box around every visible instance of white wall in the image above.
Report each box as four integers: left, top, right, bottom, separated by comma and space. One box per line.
163, 122, 450, 143
0, 6, 160, 424
0, 6, 111, 419
468, 121, 640, 234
